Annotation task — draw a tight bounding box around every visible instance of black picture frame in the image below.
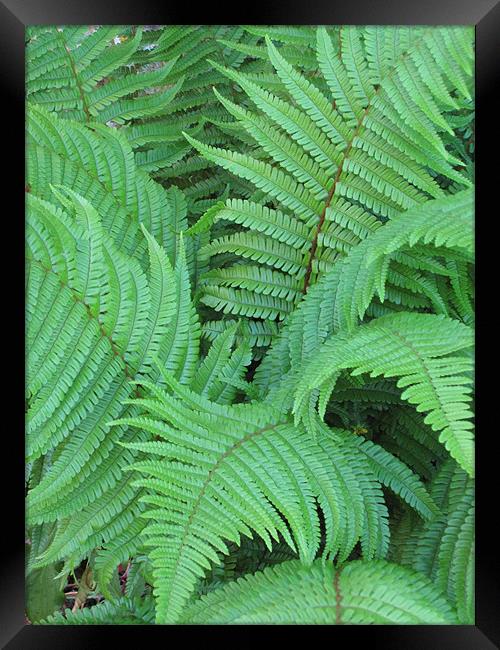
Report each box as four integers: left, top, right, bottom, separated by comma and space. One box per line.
3, 1, 498, 647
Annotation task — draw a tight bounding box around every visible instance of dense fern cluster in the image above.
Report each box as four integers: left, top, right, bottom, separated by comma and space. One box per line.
25, 24, 474, 625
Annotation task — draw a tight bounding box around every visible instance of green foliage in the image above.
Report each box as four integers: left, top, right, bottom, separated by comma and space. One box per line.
113, 373, 437, 622
181, 558, 458, 624
26, 523, 65, 623
26, 25, 474, 626
41, 596, 155, 624
186, 26, 472, 322
26, 26, 185, 129
390, 459, 475, 623
293, 311, 474, 476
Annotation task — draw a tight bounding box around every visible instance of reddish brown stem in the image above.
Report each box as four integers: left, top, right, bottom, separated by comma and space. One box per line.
302, 104, 371, 294
334, 566, 344, 625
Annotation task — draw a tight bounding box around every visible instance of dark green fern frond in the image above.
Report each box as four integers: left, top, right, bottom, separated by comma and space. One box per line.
391, 459, 474, 623
377, 407, 449, 481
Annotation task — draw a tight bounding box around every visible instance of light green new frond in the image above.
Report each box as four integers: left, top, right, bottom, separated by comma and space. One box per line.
49, 186, 105, 313
134, 226, 177, 373
90, 76, 184, 126
200, 284, 293, 320
85, 58, 177, 114
134, 141, 191, 174
198, 198, 311, 246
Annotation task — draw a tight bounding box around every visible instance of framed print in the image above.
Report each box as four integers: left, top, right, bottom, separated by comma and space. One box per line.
1, 0, 498, 647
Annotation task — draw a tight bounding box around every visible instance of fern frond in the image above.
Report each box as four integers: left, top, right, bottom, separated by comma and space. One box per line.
181, 558, 457, 624
186, 27, 472, 328
40, 596, 155, 624
26, 183, 199, 578
202, 319, 279, 348
294, 312, 474, 476
112, 369, 437, 622
391, 459, 474, 623
27, 27, 184, 126
27, 104, 186, 261
26, 24, 474, 625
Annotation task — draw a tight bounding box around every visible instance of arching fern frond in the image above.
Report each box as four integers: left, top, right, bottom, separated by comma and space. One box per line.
320, 189, 473, 333
180, 558, 457, 624
113, 371, 437, 622
186, 26, 473, 327
293, 312, 474, 476
25, 184, 200, 581
26, 26, 184, 126
254, 189, 473, 406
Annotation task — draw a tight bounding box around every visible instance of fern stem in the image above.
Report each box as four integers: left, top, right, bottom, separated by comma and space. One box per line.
163, 420, 287, 619
302, 29, 436, 294
30, 258, 134, 380
57, 30, 92, 122
302, 104, 371, 294
334, 565, 344, 624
